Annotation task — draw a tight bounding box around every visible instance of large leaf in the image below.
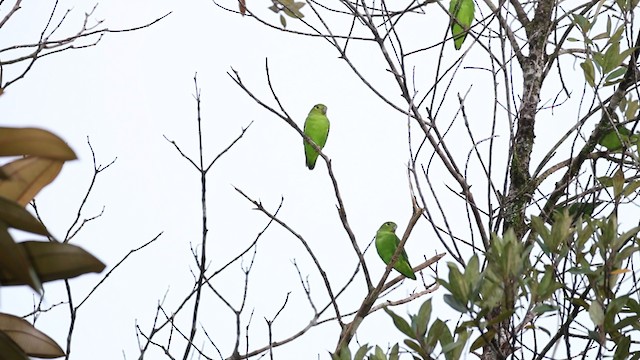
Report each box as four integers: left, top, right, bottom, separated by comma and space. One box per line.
0, 222, 40, 291
0, 196, 48, 235
589, 301, 605, 326
0, 241, 105, 285
0, 313, 64, 358
0, 127, 76, 160
0, 331, 28, 360
0, 157, 65, 206
384, 307, 414, 339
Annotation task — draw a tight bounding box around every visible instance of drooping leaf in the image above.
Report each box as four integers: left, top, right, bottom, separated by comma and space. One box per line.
443, 294, 468, 313
613, 167, 624, 199
581, 59, 596, 87
0, 157, 65, 207
0, 241, 105, 285
0, 221, 40, 291
0, 313, 64, 358
0, 128, 76, 160
589, 301, 605, 326
384, 307, 414, 338
0, 331, 28, 360
0, 196, 47, 235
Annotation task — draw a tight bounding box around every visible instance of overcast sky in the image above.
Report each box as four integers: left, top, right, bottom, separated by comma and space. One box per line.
1, 0, 629, 359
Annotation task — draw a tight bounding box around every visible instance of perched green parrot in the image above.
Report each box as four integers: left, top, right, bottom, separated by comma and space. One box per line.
375, 221, 416, 280
303, 104, 330, 170
598, 125, 639, 151
449, 0, 474, 50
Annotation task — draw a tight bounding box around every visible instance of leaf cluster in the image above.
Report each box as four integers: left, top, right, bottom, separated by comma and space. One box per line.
0, 127, 106, 359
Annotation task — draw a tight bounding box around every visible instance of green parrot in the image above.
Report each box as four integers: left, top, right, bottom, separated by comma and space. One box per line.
375, 221, 416, 280
449, 0, 474, 50
303, 104, 330, 170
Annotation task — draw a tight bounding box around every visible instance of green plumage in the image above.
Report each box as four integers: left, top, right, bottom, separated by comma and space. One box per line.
303, 104, 330, 170
375, 222, 416, 280
449, 0, 474, 50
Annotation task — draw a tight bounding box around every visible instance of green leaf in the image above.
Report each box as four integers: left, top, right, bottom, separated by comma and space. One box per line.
415, 299, 432, 339
549, 210, 572, 252
334, 343, 351, 360
389, 344, 399, 360
593, 52, 605, 71
605, 67, 627, 82
573, 14, 591, 33
354, 344, 371, 360
436, 320, 453, 349
279, 14, 287, 27
281, 1, 305, 18
598, 176, 614, 187
443, 294, 468, 313
613, 168, 624, 199
603, 42, 621, 73
589, 301, 605, 326
403, 339, 425, 357
426, 319, 447, 351
446, 262, 469, 304
625, 100, 639, 121
593, 31, 609, 40
581, 59, 596, 87
469, 329, 496, 351
464, 255, 480, 291
614, 336, 631, 360
532, 303, 559, 315
537, 265, 561, 299
610, 25, 625, 45
449, 329, 469, 360
384, 308, 414, 339
622, 180, 640, 198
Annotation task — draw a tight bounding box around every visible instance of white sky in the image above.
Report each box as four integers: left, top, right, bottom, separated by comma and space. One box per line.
1, 0, 637, 359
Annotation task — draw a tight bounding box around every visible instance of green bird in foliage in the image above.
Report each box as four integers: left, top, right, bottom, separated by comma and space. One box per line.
303, 104, 330, 170
449, 0, 475, 50
375, 221, 416, 280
